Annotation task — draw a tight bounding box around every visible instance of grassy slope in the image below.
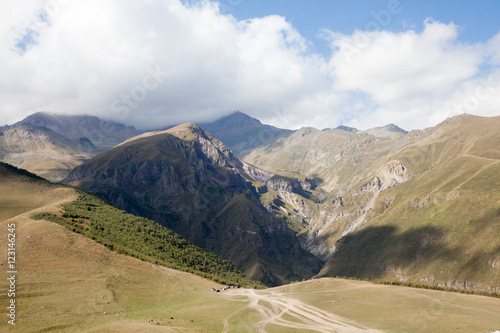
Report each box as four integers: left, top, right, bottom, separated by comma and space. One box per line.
319, 115, 500, 290
1, 162, 263, 288
0, 163, 251, 332
0, 214, 244, 332
0, 163, 65, 222
31, 191, 263, 288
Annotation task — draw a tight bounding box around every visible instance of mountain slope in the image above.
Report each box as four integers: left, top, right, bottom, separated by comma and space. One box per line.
17, 112, 141, 153
1, 162, 260, 287
0, 124, 91, 181
0, 162, 73, 221
0, 165, 253, 332
65, 123, 322, 286
317, 114, 500, 289
241, 126, 426, 257
199, 111, 293, 156
242, 126, 420, 195
0, 112, 142, 181
241, 114, 500, 291
2, 162, 500, 332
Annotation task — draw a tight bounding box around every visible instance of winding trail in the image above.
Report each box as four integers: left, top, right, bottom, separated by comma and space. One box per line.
426, 154, 500, 197
221, 288, 382, 333
448, 155, 500, 193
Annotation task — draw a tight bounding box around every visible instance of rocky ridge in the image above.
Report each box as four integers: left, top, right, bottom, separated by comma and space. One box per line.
66, 123, 322, 286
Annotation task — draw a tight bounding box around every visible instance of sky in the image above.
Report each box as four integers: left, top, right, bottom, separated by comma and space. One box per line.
1, 0, 500, 131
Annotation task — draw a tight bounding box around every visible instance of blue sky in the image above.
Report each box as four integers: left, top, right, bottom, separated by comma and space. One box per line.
2, 0, 500, 130
228, 0, 500, 53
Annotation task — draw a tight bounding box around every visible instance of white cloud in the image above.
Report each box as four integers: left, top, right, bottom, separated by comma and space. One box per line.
0, 1, 499, 131
325, 19, 499, 130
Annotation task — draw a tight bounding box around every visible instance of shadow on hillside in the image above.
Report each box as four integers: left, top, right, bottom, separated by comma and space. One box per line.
325, 225, 463, 280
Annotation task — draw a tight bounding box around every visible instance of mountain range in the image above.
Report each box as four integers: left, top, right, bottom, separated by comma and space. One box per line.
1, 111, 499, 291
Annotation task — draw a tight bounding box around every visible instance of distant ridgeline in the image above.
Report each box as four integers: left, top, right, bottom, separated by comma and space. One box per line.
32, 190, 264, 289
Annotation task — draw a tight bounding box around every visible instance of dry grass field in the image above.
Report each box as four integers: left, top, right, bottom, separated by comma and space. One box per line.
0, 209, 244, 332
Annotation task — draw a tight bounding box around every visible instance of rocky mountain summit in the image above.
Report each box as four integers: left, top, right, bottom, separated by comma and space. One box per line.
200, 111, 292, 156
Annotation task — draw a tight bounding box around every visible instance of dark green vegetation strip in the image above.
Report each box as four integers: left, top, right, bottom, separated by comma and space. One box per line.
373, 279, 500, 298
32, 191, 265, 289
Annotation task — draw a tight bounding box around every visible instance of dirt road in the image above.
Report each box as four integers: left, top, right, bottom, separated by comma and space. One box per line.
222, 288, 382, 333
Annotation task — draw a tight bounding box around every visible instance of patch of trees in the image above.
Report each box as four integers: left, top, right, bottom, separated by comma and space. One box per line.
32, 190, 264, 289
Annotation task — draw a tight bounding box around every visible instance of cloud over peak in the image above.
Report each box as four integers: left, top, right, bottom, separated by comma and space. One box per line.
1, 1, 499, 131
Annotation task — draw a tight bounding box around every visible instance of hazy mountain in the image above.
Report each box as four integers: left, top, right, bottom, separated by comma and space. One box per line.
17, 112, 141, 153
0, 112, 142, 181
199, 111, 293, 156
364, 123, 408, 138
0, 124, 91, 181
65, 123, 322, 286
335, 125, 359, 133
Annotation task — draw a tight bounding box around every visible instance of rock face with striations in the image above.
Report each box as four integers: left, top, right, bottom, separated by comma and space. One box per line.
266, 176, 303, 193
66, 123, 322, 286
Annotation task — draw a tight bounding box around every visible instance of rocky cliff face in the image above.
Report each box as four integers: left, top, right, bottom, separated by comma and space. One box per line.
299, 160, 413, 260
66, 123, 322, 286
266, 176, 303, 193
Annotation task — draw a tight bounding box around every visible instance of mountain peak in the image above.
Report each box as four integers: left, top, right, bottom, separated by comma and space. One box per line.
207, 111, 263, 128
200, 111, 292, 156
335, 125, 359, 133
364, 123, 407, 138
165, 122, 206, 141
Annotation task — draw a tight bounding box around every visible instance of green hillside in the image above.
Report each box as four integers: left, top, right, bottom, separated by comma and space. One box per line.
33, 190, 264, 288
